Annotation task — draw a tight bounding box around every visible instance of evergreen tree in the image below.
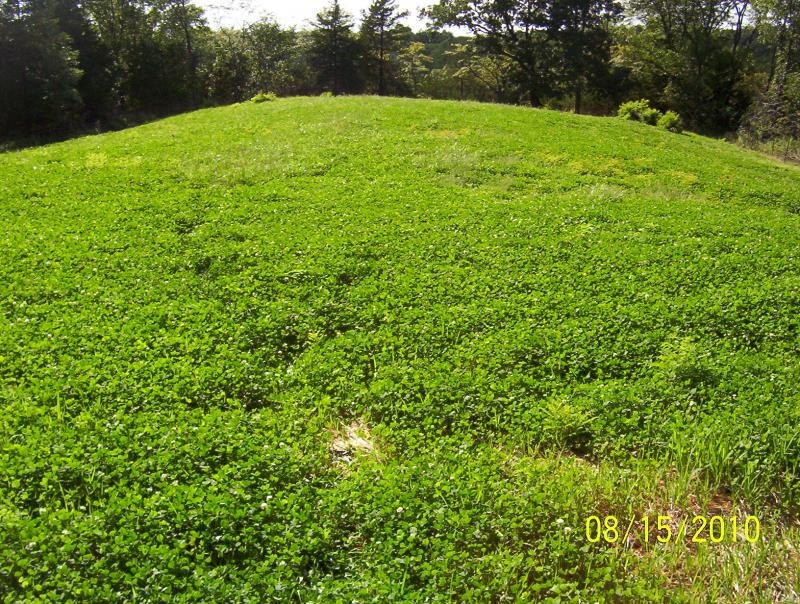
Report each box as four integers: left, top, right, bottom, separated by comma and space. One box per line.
309, 0, 362, 95
359, 0, 408, 95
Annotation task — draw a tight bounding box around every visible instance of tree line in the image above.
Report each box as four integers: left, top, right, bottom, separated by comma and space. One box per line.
1, 0, 798, 154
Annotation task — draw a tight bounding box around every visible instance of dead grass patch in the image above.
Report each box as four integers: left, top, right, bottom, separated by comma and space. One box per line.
328, 420, 382, 471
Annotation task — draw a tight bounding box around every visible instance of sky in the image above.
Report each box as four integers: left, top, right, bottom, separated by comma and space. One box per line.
194, 0, 437, 30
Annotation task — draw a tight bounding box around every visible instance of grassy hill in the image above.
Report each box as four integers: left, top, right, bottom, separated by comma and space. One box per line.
1, 96, 799, 601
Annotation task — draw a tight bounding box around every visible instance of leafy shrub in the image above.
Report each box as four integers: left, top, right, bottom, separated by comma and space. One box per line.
320, 91, 333, 98
251, 92, 277, 103
658, 110, 683, 133
640, 106, 662, 125
618, 99, 650, 121
618, 99, 662, 125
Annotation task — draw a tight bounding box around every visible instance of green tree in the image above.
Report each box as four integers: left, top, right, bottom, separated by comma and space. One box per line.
619, 0, 758, 132
50, 0, 115, 123
80, 0, 207, 114
398, 41, 432, 95
0, 0, 82, 135
157, 0, 207, 104
203, 27, 251, 102
740, 0, 799, 157
245, 19, 300, 95
424, 0, 555, 106
359, 0, 408, 95
756, 0, 798, 84
309, 0, 362, 95
549, 0, 622, 113
446, 42, 515, 102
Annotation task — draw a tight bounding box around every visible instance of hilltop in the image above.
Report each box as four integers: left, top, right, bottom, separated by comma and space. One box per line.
1, 96, 799, 601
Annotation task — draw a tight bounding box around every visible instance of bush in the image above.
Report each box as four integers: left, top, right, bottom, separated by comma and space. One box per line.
618, 99, 650, 121
251, 92, 277, 103
618, 99, 662, 125
658, 111, 683, 133
641, 107, 662, 125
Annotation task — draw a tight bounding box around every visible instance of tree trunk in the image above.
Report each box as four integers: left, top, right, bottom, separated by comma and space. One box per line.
528, 84, 541, 107
769, 14, 789, 87
333, 31, 340, 95
574, 79, 583, 114
378, 53, 385, 95
378, 29, 385, 95
179, 1, 198, 104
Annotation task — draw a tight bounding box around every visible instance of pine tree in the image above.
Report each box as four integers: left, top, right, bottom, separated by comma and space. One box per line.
309, 0, 361, 95
360, 0, 408, 95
